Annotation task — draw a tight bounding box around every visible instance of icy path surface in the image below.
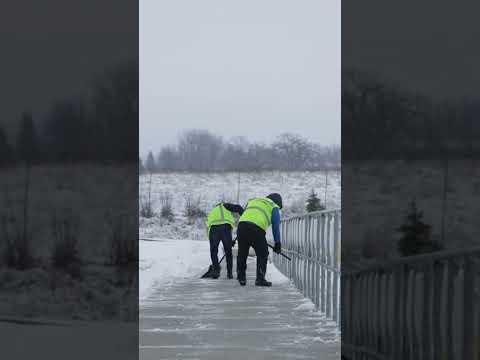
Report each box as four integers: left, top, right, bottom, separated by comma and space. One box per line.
140, 258, 339, 360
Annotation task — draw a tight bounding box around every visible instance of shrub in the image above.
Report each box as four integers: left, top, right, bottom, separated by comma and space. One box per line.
51, 211, 82, 278
184, 194, 206, 224
397, 200, 443, 256
139, 173, 155, 218
306, 189, 325, 212
106, 213, 138, 269
1, 213, 34, 270
159, 192, 174, 221
139, 194, 155, 218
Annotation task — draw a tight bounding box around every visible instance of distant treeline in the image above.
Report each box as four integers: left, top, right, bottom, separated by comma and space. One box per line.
141, 131, 340, 173
0, 60, 138, 167
343, 69, 480, 160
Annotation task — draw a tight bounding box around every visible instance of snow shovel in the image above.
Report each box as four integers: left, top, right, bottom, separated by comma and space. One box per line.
267, 243, 292, 261
200, 254, 226, 278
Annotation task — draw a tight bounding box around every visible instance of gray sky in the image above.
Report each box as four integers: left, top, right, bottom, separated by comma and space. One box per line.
343, 0, 480, 100
140, 0, 340, 155
0, 0, 136, 136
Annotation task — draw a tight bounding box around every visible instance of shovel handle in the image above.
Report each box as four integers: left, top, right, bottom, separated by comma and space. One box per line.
267, 243, 292, 261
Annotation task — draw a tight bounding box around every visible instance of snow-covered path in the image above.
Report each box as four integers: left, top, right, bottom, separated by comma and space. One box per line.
139, 238, 211, 301
140, 257, 339, 359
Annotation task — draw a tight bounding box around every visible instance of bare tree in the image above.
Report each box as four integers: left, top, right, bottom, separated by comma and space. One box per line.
144, 130, 340, 172
13, 111, 38, 269
273, 133, 312, 170
177, 129, 223, 172
157, 146, 179, 171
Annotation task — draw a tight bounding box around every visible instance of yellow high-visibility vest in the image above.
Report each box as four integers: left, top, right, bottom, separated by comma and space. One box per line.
239, 197, 279, 231
206, 203, 235, 236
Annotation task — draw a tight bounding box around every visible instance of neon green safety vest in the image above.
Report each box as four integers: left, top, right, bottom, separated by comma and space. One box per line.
206, 203, 235, 236
239, 198, 279, 231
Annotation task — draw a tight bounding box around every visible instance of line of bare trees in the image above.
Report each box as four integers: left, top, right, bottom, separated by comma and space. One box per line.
0, 60, 138, 167
141, 130, 340, 173
343, 69, 480, 160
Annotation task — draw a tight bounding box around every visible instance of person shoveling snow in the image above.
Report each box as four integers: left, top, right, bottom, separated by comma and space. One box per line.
236, 193, 283, 287
203, 202, 244, 279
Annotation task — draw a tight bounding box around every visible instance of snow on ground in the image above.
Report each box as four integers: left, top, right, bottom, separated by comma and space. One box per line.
139, 238, 211, 300
343, 160, 480, 265
140, 238, 290, 301
0, 265, 137, 321
139, 170, 340, 338
265, 259, 289, 284
139, 170, 341, 240
0, 165, 137, 321
1, 320, 137, 359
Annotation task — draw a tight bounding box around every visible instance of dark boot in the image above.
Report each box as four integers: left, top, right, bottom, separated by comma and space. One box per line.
237, 273, 246, 285
255, 279, 272, 287
201, 265, 214, 278
211, 265, 220, 279
226, 258, 233, 279
226, 259, 233, 279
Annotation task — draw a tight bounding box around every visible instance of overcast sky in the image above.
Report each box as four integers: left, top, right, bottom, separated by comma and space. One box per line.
140, 0, 340, 155
343, 1, 480, 100
0, 0, 136, 136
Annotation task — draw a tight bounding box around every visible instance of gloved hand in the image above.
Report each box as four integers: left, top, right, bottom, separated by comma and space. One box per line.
273, 242, 281, 254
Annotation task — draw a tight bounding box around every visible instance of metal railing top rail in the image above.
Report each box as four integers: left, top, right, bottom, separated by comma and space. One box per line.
281, 208, 341, 221
344, 245, 480, 276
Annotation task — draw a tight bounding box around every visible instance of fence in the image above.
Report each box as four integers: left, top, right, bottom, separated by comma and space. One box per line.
342, 247, 480, 360
272, 209, 341, 324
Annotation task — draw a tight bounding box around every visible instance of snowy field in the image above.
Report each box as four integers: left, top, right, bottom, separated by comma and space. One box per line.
139, 170, 341, 240
343, 160, 480, 263
1, 164, 137, 260
0, 165, 137, 321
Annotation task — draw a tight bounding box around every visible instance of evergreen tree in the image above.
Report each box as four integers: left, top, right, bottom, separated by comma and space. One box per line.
0, 126, 14, 166
145, 151, 156, 173
43, 99, 86, 162
16, 112, 41, 164
397, 200, 442, 256
306, 189, 325, 212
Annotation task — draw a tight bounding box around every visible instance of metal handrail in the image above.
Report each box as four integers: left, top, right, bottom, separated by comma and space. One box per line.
272, 209, 341, 326
342, 247, 480, 360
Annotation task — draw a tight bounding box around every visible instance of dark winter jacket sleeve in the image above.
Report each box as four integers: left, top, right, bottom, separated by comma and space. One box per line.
271, 207, 281, 244
223, 203, 244, 216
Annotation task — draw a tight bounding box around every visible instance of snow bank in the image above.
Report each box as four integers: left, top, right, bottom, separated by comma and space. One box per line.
139, 239, 211, 300
266, 260, 289, 283
293, 301, 316, 311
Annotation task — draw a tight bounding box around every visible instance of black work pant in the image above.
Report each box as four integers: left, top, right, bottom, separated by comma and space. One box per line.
209, 224, 233, 273
236, 221, 269, 281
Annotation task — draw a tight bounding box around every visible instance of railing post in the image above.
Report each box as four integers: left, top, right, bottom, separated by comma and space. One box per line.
332, 212, 339, 322
272, 209, 341, 331
320, 213, 327, 313
315, 215, 321, 309
462, 256, 475, 360
326, 213, 332, 319
432, 261, 442, 360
